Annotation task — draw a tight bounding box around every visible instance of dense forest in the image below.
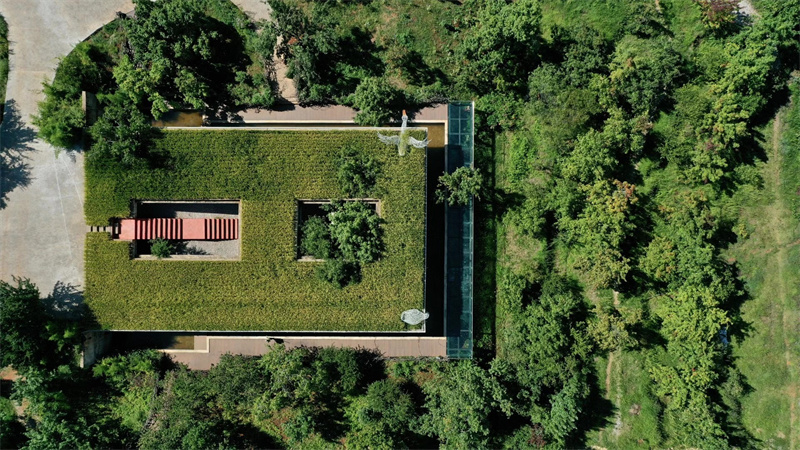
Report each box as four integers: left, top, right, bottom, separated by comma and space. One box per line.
3, 0, 800, 448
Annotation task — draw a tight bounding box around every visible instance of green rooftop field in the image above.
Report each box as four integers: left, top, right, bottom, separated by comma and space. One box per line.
84, 129, 426, 331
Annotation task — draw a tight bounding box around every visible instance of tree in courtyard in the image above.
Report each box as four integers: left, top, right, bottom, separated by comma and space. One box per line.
436, 167, 484, 206
326, 201, 384, 264
436, 167, 483, 206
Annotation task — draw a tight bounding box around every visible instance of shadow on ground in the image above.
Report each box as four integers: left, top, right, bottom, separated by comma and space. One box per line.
0, 100, 36, 209
44, 281, 85, 320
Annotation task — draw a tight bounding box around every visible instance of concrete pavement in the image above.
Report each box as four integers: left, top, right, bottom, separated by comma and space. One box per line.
165, 336, 447, 370
0, 1, 132, 312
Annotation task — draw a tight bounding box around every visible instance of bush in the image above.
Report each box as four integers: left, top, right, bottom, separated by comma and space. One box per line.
89, 94, 154, 167
435, 167, 483, 206
300, 216, 332, 259
316, 258, 361, 288
149, 238, 172, 259
33, 41, 115, 148
32, 86, 85, 149
335, 145, 381, 197
348, 77, 405, 126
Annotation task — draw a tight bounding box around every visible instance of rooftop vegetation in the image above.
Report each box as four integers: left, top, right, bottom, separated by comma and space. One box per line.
85, 129, 426, 331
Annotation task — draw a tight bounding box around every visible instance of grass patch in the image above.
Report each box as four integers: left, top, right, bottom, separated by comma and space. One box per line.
587, 351, 663, 448
724, 97, 800, 445
540, 0, 641, 41
85, 129, 426, 331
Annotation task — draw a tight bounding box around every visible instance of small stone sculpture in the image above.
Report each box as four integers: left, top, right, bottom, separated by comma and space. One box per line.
400, 308, 430, 325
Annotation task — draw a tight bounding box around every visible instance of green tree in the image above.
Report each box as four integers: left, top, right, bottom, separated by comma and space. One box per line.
326, 201, 384, 264
421, 361, 511, 449
32, 86, 85, 149
348, 77, 404, 126
436, 167, 484, 206
695, 0, 740, 30
32, 41, 115, 148
120, 0, 250, 117
562, 179, 638, 290
588, 303, 642, 351
89, 94, 153, 167
607, 35, 683, 118
92, 349, 163, 390
498, 274, 594, 445
0, 278, 52, 372
345, 380, 417, 449
455, 0, 542, 96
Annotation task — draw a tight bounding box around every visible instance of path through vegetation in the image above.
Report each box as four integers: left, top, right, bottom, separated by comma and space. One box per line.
730, 105, 800, 447
770, 112, 797, 450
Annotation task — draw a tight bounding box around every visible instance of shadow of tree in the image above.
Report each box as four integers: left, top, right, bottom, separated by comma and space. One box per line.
0, 100, 36, 209
44, 280, 85, 320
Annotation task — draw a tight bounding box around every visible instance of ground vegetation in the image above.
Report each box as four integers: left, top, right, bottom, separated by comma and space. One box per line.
15, 0, 800, 447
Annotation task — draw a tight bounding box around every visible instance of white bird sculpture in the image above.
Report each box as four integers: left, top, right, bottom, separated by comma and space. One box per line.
377, 110, 430, 156
400, 308, 430, 325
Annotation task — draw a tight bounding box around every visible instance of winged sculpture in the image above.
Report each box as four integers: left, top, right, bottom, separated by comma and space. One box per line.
377, 110, 430, 156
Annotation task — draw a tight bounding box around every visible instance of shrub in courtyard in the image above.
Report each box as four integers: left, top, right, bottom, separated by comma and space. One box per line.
335, 145, 381, 197
150, 238, 172, 259
436, 167, 483, 206
301, 216, 332, 259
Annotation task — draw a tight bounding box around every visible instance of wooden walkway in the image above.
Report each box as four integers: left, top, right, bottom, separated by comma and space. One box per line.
163, 336, 447, 370
209, 103, 448, 125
